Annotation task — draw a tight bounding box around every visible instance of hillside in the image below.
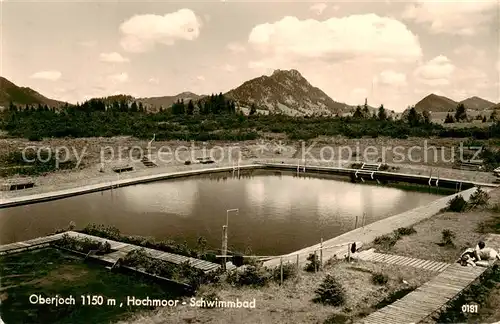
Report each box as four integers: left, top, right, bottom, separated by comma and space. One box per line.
224, 69, 351, 116
459, 96, 495, 110
137, 92, 203, 112
0, 76, 67, 109
414, 93, 458, 113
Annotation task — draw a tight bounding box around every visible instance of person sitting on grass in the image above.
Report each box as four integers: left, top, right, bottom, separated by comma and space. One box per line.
474, 241, 500, 265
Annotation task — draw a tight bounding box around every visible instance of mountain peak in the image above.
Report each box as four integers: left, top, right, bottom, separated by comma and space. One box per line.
271, 69, 303, 79
224, 69, 350, 116
414, 93, 457, 113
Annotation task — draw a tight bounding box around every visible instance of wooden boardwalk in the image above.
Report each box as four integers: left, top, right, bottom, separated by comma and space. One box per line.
356, 249, 451, 272
357, 264, 487, 324
0, 231, 224, 273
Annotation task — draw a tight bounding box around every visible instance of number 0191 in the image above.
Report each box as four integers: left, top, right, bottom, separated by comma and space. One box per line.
461, 304, 478, 313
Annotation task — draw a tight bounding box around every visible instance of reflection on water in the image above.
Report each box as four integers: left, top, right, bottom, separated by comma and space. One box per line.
0, 171, 440, 255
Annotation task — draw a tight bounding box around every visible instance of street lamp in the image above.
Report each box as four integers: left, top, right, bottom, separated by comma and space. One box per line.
226, 208, 239, 227
222, 208, 239, 270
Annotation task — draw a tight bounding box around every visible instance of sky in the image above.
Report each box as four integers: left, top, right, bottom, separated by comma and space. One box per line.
1, 0, 500, 112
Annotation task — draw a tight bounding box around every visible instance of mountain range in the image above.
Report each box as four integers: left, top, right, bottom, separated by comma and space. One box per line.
413, 94, 496, 113
1, 71, 498, 116
0, 77, 67, 109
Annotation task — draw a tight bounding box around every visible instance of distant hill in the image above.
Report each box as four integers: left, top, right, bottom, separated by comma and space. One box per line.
224, 69, 351, 116
490, 102, 500, 110
0, 76, 67, 109
414, 93, 458, 113
137, 92, 204, 112
459, 96, 495, 110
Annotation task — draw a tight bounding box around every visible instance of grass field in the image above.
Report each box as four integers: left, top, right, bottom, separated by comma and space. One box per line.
0, 248, 184, 324
368, 187, 500, 323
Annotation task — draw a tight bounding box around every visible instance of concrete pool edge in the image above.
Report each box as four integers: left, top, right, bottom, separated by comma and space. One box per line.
263, 186, 484, 268
1, 162, 498, 209
0, 164, 262, 208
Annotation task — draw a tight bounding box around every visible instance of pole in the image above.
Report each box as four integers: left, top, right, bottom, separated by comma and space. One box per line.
320, 238, 323, 270
314, 250, 317, 272
355, 216, 359, 229
347, 243, 351, 262
280, 257, 284, 286
222, 225, 228, 271
296, 254, 299, 276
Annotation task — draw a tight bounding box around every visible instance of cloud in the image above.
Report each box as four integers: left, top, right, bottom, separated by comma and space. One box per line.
309, 3, 327, 15
414, 55, 455, 86
248, 14, 422, 63
148, 77, 160, 85
375, 70, 407, 87
227, 42, 246, 54
401, 0, 497, 35
223, 64, 236, 72
119, 9, 201, 53
30, 70, 62, 81
108, 73, 129, 83
196, 75, 205, 81
99, 52, 130, 63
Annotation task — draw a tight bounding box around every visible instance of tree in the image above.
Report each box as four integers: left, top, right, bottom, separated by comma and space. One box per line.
490, 110, 497, 121
353, 106, 363, 119
483, 115, 487, 122
455, 103, 467, 122
186, 100, 195, 115
444, 113, 454, 123
130, 101, 138, 112
362, 102, 370, 118
171, 99, 185, 115
138, 102, 144, 112
250, 103, 257, 115
406, 106, 421, 126
422, 110, 431, 124
377, 104, 387, 121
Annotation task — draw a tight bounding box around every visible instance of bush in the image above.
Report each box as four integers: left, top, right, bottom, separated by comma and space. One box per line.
199, 291, 220, 309
122, 249, 207, 288
56, 234, 112, 254
379, 164, 390, 171
394, 227, 417, 236
323, 313, 351, 324
304, 253, 321, 272
441, 229, 456, 247
373, 234, 399, 249
227, 265, 271, 287
270, 263, 297, 283
446, 195, 468, 212
350, 163, 363, 169
184, 160, 191, 165
468, 187, 490, 209
312, 274, 346, 306
80, 223, 203, 259
372, 273, 389, 285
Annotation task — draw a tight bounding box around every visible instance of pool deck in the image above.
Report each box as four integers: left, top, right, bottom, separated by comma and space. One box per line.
0, 231, 224, 273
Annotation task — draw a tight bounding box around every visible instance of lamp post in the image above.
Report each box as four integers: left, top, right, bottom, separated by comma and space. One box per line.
222, 208, 239, 270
